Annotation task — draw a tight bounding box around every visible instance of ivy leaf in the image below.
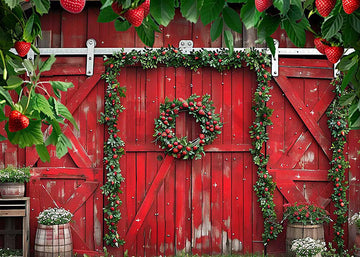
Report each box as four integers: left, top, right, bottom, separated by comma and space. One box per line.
39, 55, 56, 73
200, 0, 225, 26
98, 6, 118, 23
114, 20, 131, 31
6, 120, 43, 148
56, 101, 79, 130
5, 76, 23, 89
210, 17, 223, 41
224, 30, 234, 54
321, 14, 343, 40
223, 6, 242, 33
151, 0, 176, 26
240, 0, 262, 29
33, 94, 55, 119
282, 18, 308, 47
4, 0, 20, 9
33, 0, 50, 14
36, 144, 50, 162
180, 0, 200, 23
56, 133, 72, 158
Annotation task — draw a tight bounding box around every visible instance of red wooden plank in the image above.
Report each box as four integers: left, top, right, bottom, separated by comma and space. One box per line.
124, 156, 174, 247
222, 153, 232, 254
244, 154, 254, 253
201, 154, 211, 254
163, 10, 192, 48
192, 158, 203, 255
136, 152, 146, 256
278, 67, 334, 78
276, 181, 307, 203
232, 68, 243, 145
61, 10, 87, 47
64, 128, 93, 168
63, 181, 98, 213
274, 76, 332, 159
279, 58, 333, 68
270, 169, 329, 181
222, 71, 232, 145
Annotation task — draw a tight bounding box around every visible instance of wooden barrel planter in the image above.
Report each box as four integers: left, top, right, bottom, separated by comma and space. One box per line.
34, 223, 73, 257
0, 183, 25, 198
286, 223, 325, 256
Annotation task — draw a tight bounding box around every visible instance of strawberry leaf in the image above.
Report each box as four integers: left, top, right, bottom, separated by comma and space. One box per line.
180, 0, 200, 23
5, 76, 23, 89
282, 17, 308, 47
56, 101, 79, 130
150, 0, 176, 26
33, 94, 55, 119
210, 17, 223, 41
223, 6, 242, 34
6, 120, 43, 148
224, 30, 234, 54
349, 14, 360, 33
56, 133, 72, 158
49, 81, 74, 98
200, 0, 225, 26
33, 0, 50, 15
98, 7, 118, 23
240, 0, 262, 29
36, 143, 50, 162
274, 0, 290, 14
39, 55, 56, 73
4, 0, 20, 9
321, 14, 343, 40
0, 86, 13, 107
135, 18, 155, 47
114, 20, 131, 31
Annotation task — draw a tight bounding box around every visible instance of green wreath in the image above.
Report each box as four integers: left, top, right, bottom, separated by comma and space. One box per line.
154, 94, 222, 160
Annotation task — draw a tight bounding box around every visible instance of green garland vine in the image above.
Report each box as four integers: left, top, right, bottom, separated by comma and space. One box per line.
153, 94, 223, 160
326, 76, 350, 254
101, 46, 281, 247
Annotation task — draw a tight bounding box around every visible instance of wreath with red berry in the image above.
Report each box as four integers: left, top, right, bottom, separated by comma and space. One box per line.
153, 94, 222, 160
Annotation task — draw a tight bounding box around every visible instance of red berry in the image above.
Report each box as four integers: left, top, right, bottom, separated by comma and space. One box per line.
168, 144, 173, 148
199, 134, 205, 139
193, 146, 198, 150
177, 145, 183, 150
343, 0, 360, 14
325, 46, 344, 64
14, 41, 31, 57
60, 0, 85, 13
186, 147, 191, 151
140, 0, 150, 17
314, 37, 329, 55
124, 7, 144, 27
8, 110, 29, 132
316, 0, 336, 17
173, 148, 179, 153
255, 0, 273, 12
199, 110, 205, 115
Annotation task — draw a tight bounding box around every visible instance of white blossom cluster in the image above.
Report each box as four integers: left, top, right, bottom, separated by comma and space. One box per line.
37, 207, 73, 225
0, 166, 31, 183
291, 237, 326, 256
349, 212, 360, 227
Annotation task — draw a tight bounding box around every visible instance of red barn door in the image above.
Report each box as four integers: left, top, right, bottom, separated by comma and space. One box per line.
27, 60, 105, 255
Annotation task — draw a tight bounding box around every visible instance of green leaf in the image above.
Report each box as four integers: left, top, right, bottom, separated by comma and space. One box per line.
151, 0, 176, 26
321, 14, 343, 40
5, 76, 23, 89
341, 63, 358, 91
273, 0, 290, 14
282, 18, 308, 47
56, 101, 79, 130
227, 0, 246, 2
33, 94, 55, 119
33, 0, 50, 14
210, 17, 223, 41
4, 0, 20, 8
97, 6, 119, 23
56, 133, 72, 158
114, 20, 132, 31
200, 0, 225, 26
349, 14, 360, 33
304, 0, 314, 10
45, 125, 59, 146
36, 144, 50, 162
257, 15, 281, 42
240, 0, 262, 29
23, 59, 35, 74
180, 0, 200, 23
224, 30, 234, 54
23, 14, 35, 42
223, 6, 242, 33
0, 103, 7, 122
0, 86, 14, 107
6, 120, 44, 148
0, 27, 14, 50
100, 0, 113, 10
339, 92, 356, 106
49, 80, 74, 98
135, 18, 156, 47
266, 36, 276, 55
287, 4, 303, 21
39, 55, 56, 73
337, 52, 357, 71
0, 134, 7, 141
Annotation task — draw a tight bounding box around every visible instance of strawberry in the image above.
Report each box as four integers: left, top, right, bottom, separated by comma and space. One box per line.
60, 0, 85, 14
123, 7, 144, 27
111, 1, 123, 15
343, 0, 360, 14
314, 37, 329, 54
316, 0, 336, 17
8, 110, 29, 132
255, 0, 273, 12
325, 46, 344, 64
140, 0, 150, 17
14, 41, 31, 57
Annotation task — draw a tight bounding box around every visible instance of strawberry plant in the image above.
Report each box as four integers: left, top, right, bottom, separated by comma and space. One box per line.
1, 55, 78, 162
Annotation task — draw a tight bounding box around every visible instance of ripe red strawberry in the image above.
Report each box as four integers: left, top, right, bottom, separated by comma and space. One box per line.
140, 0, 150, 17
60, 0, 85, 14
14, 41, 31, 57
123, 7, 144, 27
314, 37, 329, 54
255, 0, 273, 12
325, 46, 344, 64
316, 0, 336, 17
343, 0, 360, 14
111, 1, 123, 15
8, 110, 29, 132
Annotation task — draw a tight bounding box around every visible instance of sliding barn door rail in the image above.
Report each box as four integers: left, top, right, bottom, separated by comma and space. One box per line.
13, 39, 353, 77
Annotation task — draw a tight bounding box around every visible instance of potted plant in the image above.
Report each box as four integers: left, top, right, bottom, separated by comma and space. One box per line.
0, 166, 31, 198
350, 212, 360, 255
291, 237, 327, 257
283, 203, 331, 255
35, 207, 73, 257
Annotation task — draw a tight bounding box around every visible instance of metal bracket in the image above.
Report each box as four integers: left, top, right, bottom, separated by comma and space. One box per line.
271, 40, 279, 77
179, 40, 193, 54
86, 39, 96, 76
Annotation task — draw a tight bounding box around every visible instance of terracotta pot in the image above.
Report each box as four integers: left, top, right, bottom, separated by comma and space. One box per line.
286, 223, 325, 256
34, 223, 73, 257
0, 182, 25, 198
